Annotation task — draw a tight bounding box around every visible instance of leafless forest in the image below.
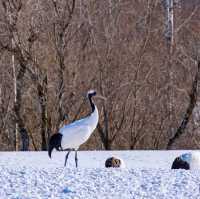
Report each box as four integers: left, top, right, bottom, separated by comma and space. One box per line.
0, 0, 199, 151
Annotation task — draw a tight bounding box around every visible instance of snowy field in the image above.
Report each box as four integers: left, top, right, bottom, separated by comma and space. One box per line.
0, 150, 200, 198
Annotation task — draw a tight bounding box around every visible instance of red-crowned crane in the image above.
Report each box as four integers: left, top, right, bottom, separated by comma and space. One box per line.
48, 90, 99, 167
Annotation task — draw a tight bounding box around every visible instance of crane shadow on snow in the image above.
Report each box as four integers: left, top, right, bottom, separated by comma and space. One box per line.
62, 187, 74, 194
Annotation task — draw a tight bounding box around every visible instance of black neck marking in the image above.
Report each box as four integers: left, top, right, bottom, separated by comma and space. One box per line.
88, 94, 95, 113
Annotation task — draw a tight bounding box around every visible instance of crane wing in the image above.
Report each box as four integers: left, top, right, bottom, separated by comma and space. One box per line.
59, 116, 89, 132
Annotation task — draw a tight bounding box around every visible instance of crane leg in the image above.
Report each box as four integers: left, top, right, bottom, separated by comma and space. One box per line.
64, 150, 71, 167
75, 150, 78, 168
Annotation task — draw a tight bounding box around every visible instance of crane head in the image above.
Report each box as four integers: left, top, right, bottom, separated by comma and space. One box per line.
87, 90, 107, 101
87, 90, 96, 98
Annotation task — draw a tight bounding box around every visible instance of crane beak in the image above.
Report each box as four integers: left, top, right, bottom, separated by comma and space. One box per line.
95, 95, 107, 101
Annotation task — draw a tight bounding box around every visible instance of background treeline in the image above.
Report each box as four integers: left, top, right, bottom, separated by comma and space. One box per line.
0, 0, 199, 151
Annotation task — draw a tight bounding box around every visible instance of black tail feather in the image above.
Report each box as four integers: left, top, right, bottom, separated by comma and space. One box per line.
48, 133, 63, 158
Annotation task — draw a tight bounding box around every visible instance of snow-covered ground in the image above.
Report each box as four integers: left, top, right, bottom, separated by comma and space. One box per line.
0, 150, 200, 198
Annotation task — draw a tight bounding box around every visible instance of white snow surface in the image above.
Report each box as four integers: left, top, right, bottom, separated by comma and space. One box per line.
0, 150, 200, 198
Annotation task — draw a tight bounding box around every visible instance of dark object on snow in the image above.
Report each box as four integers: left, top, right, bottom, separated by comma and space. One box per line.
105, 157, 121, 168
19, 128, 29, 151
171, 157, 190, 170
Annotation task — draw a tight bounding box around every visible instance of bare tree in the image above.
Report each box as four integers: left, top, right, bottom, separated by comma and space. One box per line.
50, 0, 77, 131
0, 0, 26, 150
167, 61, 200, 148
0, 0, 199, 151
0, 0, 48, 150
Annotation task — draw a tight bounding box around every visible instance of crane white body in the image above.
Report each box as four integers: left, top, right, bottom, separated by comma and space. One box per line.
59, 105, 98, 150
190, 152, 200, 170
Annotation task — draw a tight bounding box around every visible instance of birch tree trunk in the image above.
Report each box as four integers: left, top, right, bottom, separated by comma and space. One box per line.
11, 38, 19, 151
163, 0, 174, 49
12, 52, 20, 150
166, 0, 174, 122
163, 0, 175, 141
